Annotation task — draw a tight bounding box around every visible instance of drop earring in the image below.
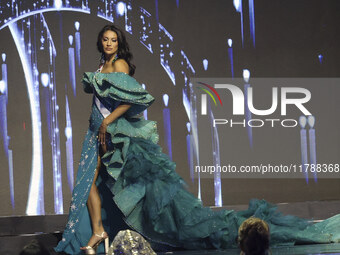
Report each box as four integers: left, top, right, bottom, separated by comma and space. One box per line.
100, 53, 105, 64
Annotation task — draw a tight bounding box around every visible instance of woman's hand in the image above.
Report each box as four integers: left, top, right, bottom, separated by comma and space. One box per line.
98, 103, 132, 149
99, 119, 109, 145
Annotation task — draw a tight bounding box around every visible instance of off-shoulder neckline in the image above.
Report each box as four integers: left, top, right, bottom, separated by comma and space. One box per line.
92, 71, 135, 80
98, 64, 129, 75
99, 71, 129, 75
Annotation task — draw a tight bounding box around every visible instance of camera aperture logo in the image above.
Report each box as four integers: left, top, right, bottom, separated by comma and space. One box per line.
196, 81, 223, 108
196, 80, 312, 128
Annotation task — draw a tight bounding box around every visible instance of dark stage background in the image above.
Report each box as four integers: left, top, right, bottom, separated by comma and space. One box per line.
0, 0, 340, 216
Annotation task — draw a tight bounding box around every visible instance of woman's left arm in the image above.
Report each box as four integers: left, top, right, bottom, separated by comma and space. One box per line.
99, 103, 131, 145
99, 58, 132, 145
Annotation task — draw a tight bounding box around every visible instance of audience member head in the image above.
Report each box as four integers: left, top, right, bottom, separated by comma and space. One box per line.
19, 239, 50, 255
238, 217, 270, 255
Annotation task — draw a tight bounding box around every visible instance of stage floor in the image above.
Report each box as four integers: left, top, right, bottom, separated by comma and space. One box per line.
2, 200, 340, 255
157, 243, 340, 255
2, 232, 340, 255
89, 243, 340, 255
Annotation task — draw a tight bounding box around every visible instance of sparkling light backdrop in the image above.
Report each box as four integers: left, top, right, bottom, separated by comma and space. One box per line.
1, 0, 340, 216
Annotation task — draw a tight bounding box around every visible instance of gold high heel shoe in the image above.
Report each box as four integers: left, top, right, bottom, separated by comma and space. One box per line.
81, 231, 109, 254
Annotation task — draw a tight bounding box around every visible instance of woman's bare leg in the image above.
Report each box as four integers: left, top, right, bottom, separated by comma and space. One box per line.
88, 155, 105, 231
81, 144, 108, 248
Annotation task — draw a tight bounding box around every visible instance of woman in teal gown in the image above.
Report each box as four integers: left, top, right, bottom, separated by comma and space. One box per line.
55, 25, 340, 255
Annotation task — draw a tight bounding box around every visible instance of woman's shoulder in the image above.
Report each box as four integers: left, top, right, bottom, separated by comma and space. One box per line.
113, 58, 129, 74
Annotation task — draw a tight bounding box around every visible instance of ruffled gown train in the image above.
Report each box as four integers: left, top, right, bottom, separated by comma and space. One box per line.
55, 72, 340, 255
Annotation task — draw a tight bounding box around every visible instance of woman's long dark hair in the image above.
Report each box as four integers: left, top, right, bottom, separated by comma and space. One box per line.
97, 24, 136, 76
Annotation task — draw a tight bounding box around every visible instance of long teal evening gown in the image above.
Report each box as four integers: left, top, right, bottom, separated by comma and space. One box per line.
55, 71, 340, 254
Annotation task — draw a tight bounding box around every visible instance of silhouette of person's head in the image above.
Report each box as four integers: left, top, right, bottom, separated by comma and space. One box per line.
19, 239, 51, 255
238, 217, 270, 255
